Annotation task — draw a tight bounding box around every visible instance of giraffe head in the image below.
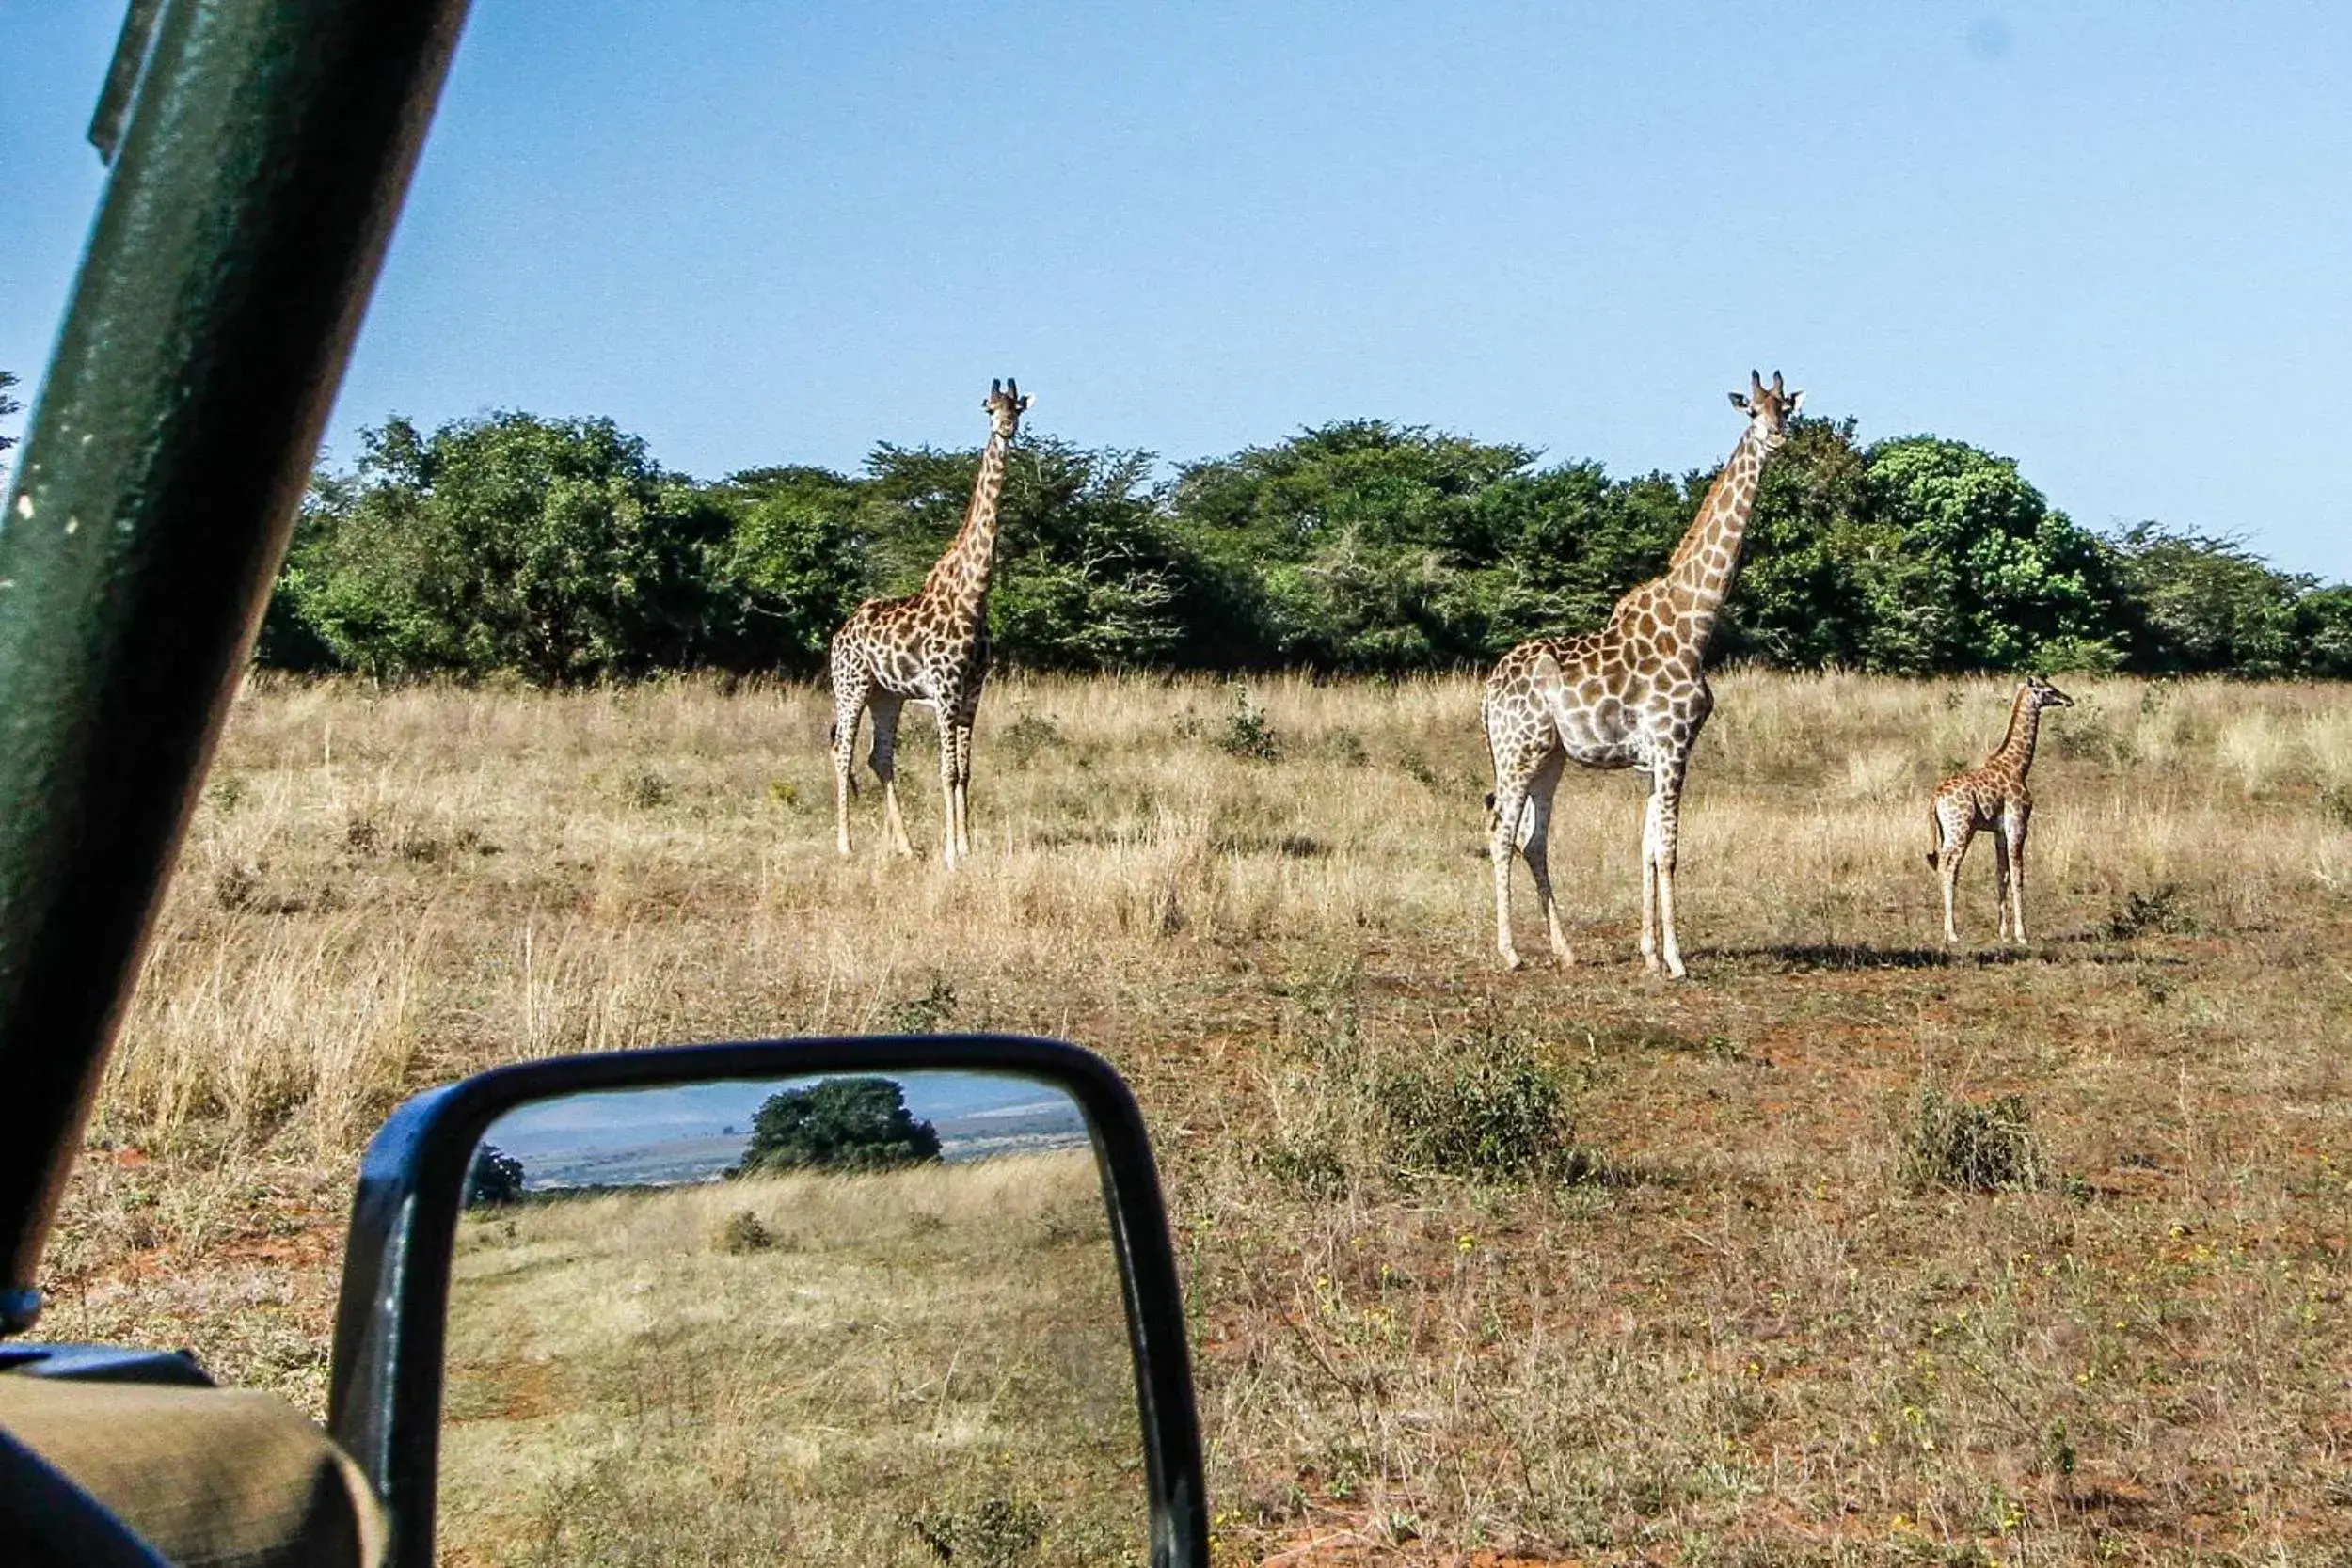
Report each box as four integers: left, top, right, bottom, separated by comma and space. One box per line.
1726, 370, 1804, 448
2022, 673, 2074, 711
983, 377, 1031, 439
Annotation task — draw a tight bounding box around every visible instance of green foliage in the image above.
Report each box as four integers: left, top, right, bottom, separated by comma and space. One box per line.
464, 1143, 526, 1208
2104, 884, 2198, 940
1899, 1089, 2045, 1194
906, 1494, 1048, 1567
1375, 1031, 1574, 1185
1861, 437, 2125, 673
1173, 420, 1537, 668
859, 436, 1191, 670
1216, 684, 1281, 762
2112, 522, 2309, 677
259, 402, 2351, 684
730, 1077, 943, 1177
276, 413, 726, 682
699, 466, 867, 673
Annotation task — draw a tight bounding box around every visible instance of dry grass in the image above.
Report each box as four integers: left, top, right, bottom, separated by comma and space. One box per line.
438, 1152, 1138, 1565
38, 668, 2352, 1564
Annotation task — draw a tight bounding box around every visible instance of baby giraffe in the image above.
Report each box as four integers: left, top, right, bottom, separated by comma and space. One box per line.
1926, 674, 2074, 944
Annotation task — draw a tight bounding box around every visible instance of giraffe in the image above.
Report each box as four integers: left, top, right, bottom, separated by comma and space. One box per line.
1481, 371, 1803, 976
1926, 674, 2074, 944
829, 377, 1029, 868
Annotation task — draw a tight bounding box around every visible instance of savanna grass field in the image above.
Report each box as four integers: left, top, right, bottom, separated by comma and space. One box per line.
39, 668, 2352, 1565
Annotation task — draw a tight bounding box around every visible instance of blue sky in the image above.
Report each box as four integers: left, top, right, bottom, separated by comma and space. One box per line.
5, 4, 2348, 578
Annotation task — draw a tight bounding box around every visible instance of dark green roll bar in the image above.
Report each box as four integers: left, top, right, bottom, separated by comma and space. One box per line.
0, 0, 470, 1333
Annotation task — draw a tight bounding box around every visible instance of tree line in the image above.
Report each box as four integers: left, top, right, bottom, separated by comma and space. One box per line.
252, 404, 2352, 684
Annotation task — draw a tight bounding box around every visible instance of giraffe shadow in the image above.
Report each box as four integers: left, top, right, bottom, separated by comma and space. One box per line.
1705, 942, 2022, 973
1706, 941, 2180, 973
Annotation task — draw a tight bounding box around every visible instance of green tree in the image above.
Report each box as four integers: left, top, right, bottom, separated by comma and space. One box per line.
1862, 437, 2125, 672
729, 1077, 943, 1177
1170, 420, 1536, 668
464, 1143, 526, 1208
282, 413, 727, 682
700, 465, 869, 673
859, 436, 1197, 670
2291, 585, 2352, 679
1470, 461, 1690, 654
2111, 523, 2305, 677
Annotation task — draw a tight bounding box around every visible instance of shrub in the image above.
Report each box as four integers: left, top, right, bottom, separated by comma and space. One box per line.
729, 1076, 942, 1177
888, 977, 958, 1034
464, 1143, 527, 1208
716, 1209, 772, 1254
1899, 1089, 2045, 1194
1000, 712, 1061, 768
1376, 1031, 1572, 1185
1217, 684, 1281, 762
906, 1495, 1047, 1568
2105, 884, 2197, 940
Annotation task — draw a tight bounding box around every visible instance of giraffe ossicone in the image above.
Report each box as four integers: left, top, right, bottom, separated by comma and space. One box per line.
828, 377, 1030, 868
1480, 370, 1803, 977
1927, 674, 2073, 945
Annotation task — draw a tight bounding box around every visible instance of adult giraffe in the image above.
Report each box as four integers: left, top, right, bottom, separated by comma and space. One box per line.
829, 377, 1028, 867
1482, 371, 1803, 975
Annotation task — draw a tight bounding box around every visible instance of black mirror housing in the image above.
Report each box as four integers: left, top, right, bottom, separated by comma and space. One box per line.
326, 1035, 1207, 1568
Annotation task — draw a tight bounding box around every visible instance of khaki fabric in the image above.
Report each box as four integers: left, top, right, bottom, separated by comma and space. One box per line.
0, 1374, 388, 1568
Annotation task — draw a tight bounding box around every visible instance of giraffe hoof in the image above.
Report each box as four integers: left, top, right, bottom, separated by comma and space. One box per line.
1499, 950, 1524, 972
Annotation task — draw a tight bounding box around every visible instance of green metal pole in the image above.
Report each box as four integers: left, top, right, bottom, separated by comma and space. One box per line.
0, 0, 469, 1332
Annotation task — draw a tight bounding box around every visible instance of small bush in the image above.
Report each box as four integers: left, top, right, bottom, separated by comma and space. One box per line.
2320, 785, 2352, 830
1900, 1089, 2045, 1194
1262, 1135, 1349, 1196
1376, 1031, 1572, 1185
906, 1495, 1047, 1567
464, 1143, 527, 1208
1325, 727, 1370, 767
1217, 684, 1281, 763
889, 977, 958, 1034
717, 1209, 772, 1254
766, 777, 800, 808
619, 767, 672, 808
2105, 884, 2197, 940
1001, 711, 1061, 768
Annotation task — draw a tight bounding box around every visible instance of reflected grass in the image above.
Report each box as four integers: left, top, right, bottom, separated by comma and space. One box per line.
437, 1151, 1144, 1566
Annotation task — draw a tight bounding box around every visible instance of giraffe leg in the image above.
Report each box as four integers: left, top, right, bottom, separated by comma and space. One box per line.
1487, 769, 1537, 972
1648, 756, 1691, 979
867, 695, 914, 856
1992, 832, 2012, 942
1518, 750, 1573, 966
953, 721, 978, 858
2007, 809, 2031, 943
1638, 786, 1661, 973
830, 672, 870, 857
1940, 825, 1970, 945
934, 705, 961, 869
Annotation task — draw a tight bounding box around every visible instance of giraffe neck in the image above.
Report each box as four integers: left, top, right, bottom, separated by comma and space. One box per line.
1989, 688, 2042, 776
1661, 423, 1769, 643
925, 430, 1009, 618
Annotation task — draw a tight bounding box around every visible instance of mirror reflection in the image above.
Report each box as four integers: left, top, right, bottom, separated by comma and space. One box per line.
437, 1071, 1145, 1565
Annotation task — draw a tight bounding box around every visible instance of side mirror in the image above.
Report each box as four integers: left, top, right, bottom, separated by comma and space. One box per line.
326, 1036, 1206, 1567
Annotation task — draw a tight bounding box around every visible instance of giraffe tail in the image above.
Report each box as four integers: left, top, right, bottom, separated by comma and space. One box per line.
1923, 802, 1939, 869
1484, 791, 1499, 833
